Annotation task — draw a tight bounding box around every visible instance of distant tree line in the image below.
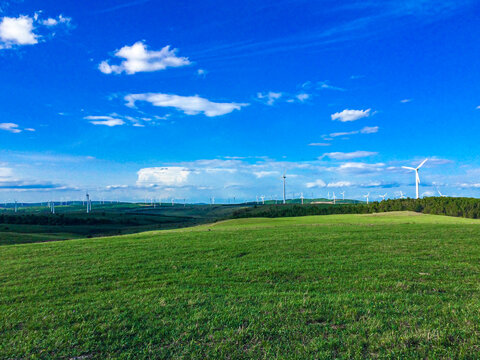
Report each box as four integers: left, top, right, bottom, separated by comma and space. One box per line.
0, 214, 115, 226
232, 197, 480, 219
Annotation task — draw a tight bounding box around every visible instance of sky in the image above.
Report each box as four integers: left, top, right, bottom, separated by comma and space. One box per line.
1, 0, 480, 203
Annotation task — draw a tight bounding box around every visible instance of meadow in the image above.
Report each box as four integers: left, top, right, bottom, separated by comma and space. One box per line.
2, 211, 480, 359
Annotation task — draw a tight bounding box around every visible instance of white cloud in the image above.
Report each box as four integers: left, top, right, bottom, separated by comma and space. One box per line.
328, 126, 379, 138
41, 15, 71, 27
317, 81, 345, 91
257, 91, 282, 105
253, 171, 279, 178
197, 69, 207, 77
0, 16, 37, 48
85, 116, 125, 127
337, 162, 385, 174
476, 106, 480, 110
0, 123, 22, 133
308, 142, 331, 146
321, 151, 378, 160
331, 109, 372, 122
137, 167, 190, 186
0, 166, 14, 179
360, 126, 379, 134
99, 41, 190, 75
125, 93, 248, 117
296, 93, 310, 102
330, 131, 357, 138
400, 99, 412, 103
306, 179, 327, 188
24, 128, 35, 132
327, 181, 353, 187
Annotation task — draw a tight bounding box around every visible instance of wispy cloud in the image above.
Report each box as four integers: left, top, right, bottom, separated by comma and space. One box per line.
400, 99, 412, 103
0, 123, 22, 133
329, 126, 379, 138
99, 41, 191, 75
309, 143, 331, 147
257, 91, 282, 105
321, 151, 378, 160
85, 116, 125, 127
125, 93, 248, 117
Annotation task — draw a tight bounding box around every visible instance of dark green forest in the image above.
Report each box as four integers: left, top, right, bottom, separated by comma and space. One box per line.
232, 197, 480, 219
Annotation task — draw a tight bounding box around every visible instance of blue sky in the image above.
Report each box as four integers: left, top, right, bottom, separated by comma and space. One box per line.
1, 0, 480, 202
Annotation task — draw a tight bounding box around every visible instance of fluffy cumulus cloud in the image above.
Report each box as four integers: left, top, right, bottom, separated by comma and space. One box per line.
321, 151, 378, 160
0, 13, 71, 49
306, 179, 327, 188
85, 116, 125, 127
0, 15, 37, 48
125, 93, 248, 117
331, 109, 372, 122
99, 42, 191, 75
137, 167, 190, 186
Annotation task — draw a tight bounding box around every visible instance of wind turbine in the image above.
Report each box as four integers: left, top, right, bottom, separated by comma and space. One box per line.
282, 171, 286, 204
437, 188, 447, 197
300, 192, 304, 205
340, 191, 345, 201
399, 191, 406, 199
363, 192, 370, 204
379, 193, 387, 201
333, 192, 336, 205
260, 195, 265, 205
402, 159, 428, 199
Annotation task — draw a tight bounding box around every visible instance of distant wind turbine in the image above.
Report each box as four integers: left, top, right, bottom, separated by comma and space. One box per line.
402, 159, 428, 199
379, 193, 387, 201
363, 192, 370, 204
333, 192, 336, 205
300, 192, 304, 205
340, 191, 345, 201
399, 191, 406, 199
260, 195, 265, 205
282, 171, 287, 204
437, 188, 447, 197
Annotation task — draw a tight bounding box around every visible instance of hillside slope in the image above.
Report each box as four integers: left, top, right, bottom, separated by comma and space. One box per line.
2, 212, 480, 359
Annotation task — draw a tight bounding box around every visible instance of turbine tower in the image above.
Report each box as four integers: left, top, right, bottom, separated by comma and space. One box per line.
300, 192, 304, 205
282, 171, 286, 204
260, 195, 265, 205
340, 191, 345, 201
402, 159, 428, 199
333, 192, 336, 205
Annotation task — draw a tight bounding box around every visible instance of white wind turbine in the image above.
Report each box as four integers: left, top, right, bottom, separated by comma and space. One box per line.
402, 159, 428, 199
363, 192, 370, 204
379, 193, 387, 201
399, 191, 406, 199
437, 188, 447, 197
332, 192, 336, 205
340, 191, 345, 201
260, 195, 265, 205
300, 192, 304, 205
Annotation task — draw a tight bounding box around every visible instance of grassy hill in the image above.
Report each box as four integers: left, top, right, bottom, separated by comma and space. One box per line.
2, 212, 480, 358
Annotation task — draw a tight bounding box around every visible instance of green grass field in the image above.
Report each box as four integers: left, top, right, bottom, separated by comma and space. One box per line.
2, 211, 480, 359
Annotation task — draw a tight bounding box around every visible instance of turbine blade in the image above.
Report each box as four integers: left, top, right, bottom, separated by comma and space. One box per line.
402, 166, 416, 170
417, 158, 428, 169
